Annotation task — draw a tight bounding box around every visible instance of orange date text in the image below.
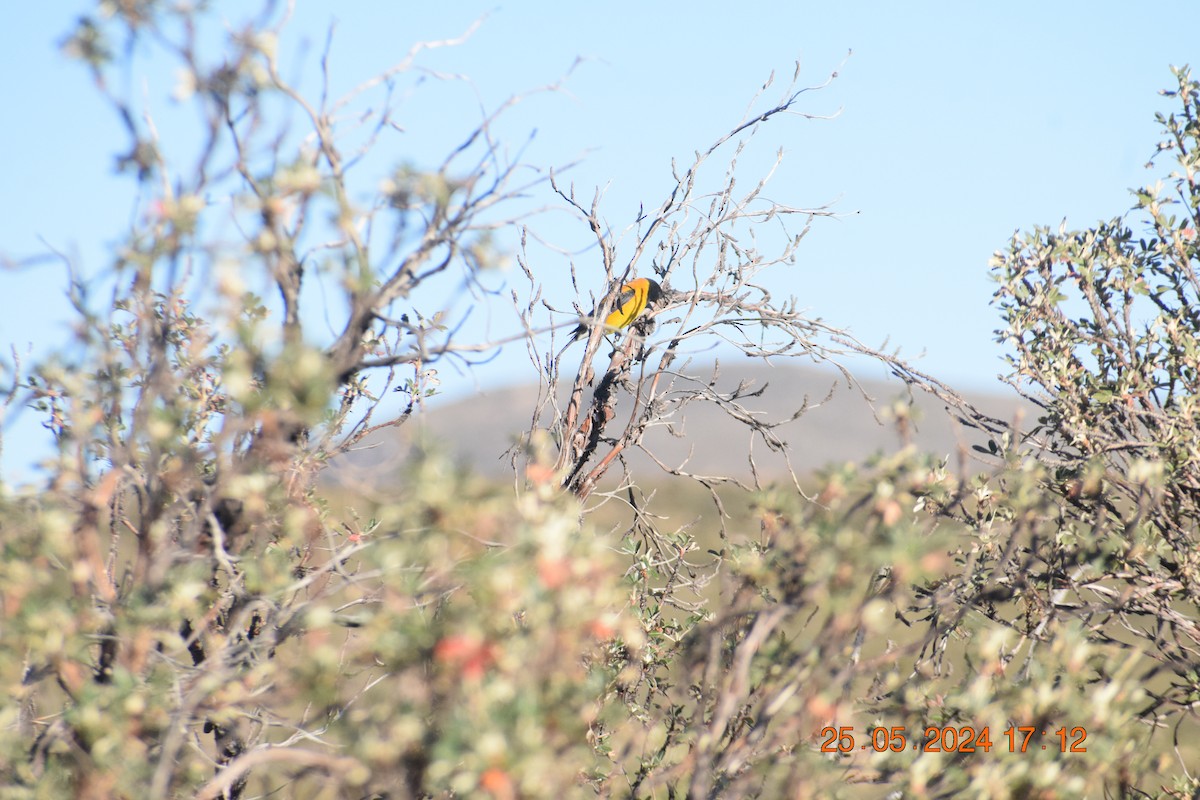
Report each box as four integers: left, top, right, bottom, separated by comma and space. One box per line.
817, 725, 1087, 754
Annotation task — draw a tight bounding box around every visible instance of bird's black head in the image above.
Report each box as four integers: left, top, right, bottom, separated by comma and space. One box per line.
645, 278, 665, 306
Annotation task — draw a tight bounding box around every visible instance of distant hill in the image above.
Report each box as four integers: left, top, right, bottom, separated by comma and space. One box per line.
328, 361, 1033, 488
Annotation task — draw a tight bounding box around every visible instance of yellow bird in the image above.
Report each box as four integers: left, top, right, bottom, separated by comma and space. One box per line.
570, 278, 663, 342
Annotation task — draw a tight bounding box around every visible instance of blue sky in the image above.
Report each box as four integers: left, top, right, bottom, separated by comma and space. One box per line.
1, 2, 1196, 478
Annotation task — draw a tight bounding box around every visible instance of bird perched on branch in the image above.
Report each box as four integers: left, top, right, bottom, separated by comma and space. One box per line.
569, 277, 664, 343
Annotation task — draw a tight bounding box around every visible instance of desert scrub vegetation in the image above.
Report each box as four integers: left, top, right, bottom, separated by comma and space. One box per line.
2, 2, 1200, 797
